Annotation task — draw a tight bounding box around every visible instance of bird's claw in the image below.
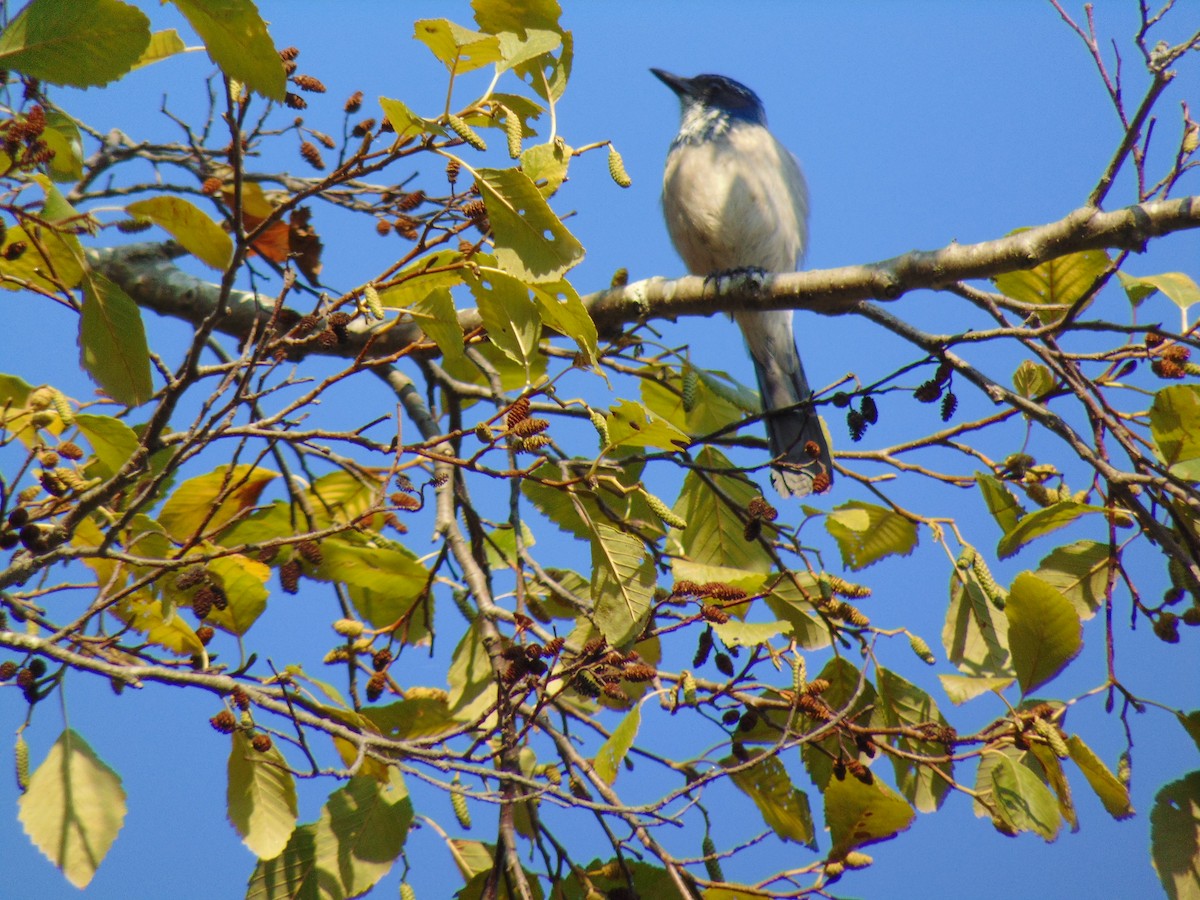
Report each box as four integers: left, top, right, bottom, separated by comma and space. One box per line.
703, 266, 770, 292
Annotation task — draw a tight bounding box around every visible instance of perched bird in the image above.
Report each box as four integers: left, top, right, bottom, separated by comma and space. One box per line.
652, 68, 832, 496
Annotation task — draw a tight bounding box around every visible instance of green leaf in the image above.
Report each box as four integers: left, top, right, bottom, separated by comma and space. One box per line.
992, 239, 1110, 323
412, 18, 500, 72
410, 287, 466, 365
79, 270, 153, 407
17, 729, 126, 889
312, 535, 429, 604
725, 752, 816, 848
641, 365, 749, 437
522, 461, 659, 543
132, 28, 186, 69
531, 279, 598, 363
1012, 359, 1055, 399
1118, 271, 1200, 311
521, 140, 570, 197
1151, 385, 1200, 481
366, 692, 457, 741
74, 412, 140, 479
938, 673, 1013, 704
942, 564, 1012, 677
875, 667, 953, 813
605, 398, 691, 452
590, 523, 654, 647
168, 0, 285, 101
0, 222, 84, 293
41, 108, 83, 182
206, 553, 270, 635
989, 753, 1062, 841
761, 575, 833, 651
496, 28, 562, 72
825, 501, 918, 571
1035, 540, 1109, 621
594, 706, 641, 785
976, 472, 1025, 534
158, 463, 277, 541
378, 96, 448, 144
1006, 572, 1081, 694
475, 167, 584, 282
246, 768, 412, 899
0, 0, 149, 87
470, 269, 541, 379
112, 592, 205, 656
825, 773, 915, 857
997, 500, 1106, 560
801, 657, 877, 791
227, 731, 298, 860
305, 469, 380, 529
1066, 735, 1134, 820
1150, 771, 1200, 900
126, 196, 233, 271
447, 622, 495, 722
670, 447, 772, 575
712, 619, 788, 648
482, 521, 535, 569
1179, 711, 1200, 753
1027, 742, 1079, 833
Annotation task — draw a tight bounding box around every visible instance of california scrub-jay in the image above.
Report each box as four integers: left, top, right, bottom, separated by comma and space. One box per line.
653, 69, 832, 496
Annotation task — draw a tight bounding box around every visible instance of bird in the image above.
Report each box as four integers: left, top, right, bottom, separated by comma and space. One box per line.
652, 68, 832, 497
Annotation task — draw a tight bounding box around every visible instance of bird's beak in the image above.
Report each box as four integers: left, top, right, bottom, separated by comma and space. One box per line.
650, 68, 692, 98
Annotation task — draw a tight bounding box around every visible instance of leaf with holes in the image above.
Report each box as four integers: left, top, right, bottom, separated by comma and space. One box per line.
476, 167, 583, 282
825, 773, 915, 857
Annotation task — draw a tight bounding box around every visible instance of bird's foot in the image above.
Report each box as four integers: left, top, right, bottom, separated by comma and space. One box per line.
703, 266, 770, 293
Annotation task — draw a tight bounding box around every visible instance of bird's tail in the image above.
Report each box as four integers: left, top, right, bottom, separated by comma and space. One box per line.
749, 341, 833, 498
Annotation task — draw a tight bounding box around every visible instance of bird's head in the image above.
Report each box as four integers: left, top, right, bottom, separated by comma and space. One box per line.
651, 69, 766, 127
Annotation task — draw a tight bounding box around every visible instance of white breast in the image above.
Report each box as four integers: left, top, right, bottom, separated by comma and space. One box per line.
661, 123, 809, 276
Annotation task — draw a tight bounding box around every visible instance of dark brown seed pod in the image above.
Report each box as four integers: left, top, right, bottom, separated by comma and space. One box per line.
847, 408, 867, 441
693, 625, 714, 667
940, 391, 958, 422
714, 653, 735, 677
366, 671, 387, 701
192, 586, 215, 620
285, 92, 307, 110
510, 417, 550, 437
251, 733, 273, 752
292, 74, 326, 93
913, 380, 942, 403
623, 663, 657, 683
231, 687, 250, 711
299, 140, 324, 169
860, 395, 879, 424
210, 710, 237, 733
297, 540, 323, 564
279, 559, 302, 594
344, 90, 363, 113
700, 604, 730, 625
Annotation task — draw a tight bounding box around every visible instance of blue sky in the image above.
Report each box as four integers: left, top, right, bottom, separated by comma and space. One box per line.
2, 2, 1198, 898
